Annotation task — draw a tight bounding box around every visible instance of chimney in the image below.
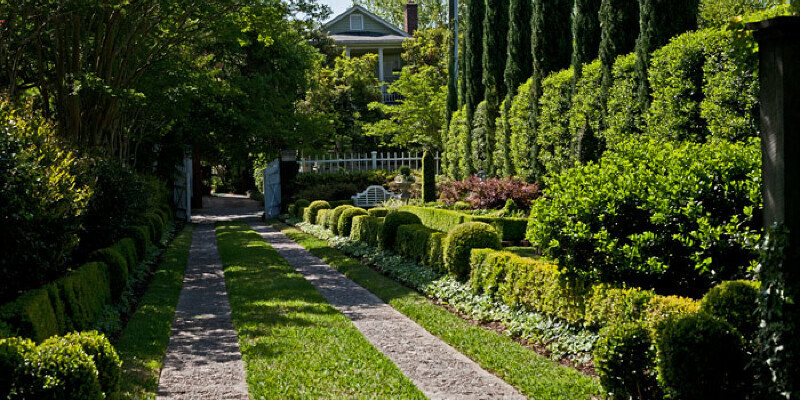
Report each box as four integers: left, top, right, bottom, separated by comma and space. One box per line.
404, 0, 418, 36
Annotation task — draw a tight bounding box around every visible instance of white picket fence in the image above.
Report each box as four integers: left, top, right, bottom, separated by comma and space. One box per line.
298, 151, 440, 174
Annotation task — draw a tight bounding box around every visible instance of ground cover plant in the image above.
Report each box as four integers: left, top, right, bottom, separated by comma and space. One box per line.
115, 224, 194, 399
214, 222, 425, 399
281, 222, 603, 399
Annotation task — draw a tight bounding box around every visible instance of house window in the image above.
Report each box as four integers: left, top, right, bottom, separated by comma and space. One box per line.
350, 14, 363, 31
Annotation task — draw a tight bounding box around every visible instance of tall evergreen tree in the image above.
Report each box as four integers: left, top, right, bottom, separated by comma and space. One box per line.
598, 0, 639, 122
501, 0, 532, 177
529, 0, 572, 182
481, 0, 510, 175
463, 0, 485, 176
634, 0, 699, 111
571, 0, 602, 86
446, 0, 459, 123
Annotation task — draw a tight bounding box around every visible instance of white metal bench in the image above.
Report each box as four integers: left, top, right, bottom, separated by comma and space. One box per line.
351, 185, 400, 208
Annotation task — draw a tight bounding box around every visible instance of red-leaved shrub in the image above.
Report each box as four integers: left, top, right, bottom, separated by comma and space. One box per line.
439, 176, 540, 210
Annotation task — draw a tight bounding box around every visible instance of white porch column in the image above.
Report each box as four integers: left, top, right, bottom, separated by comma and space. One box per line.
345, 47, 351, 58
378, 47, 384, 83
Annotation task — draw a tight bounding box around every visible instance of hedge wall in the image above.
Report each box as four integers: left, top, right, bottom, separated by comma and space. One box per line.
536, 67, 575, 176
399, 206, 527, 241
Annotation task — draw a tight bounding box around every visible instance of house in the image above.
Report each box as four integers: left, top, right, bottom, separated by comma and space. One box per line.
323, 2, 418, 103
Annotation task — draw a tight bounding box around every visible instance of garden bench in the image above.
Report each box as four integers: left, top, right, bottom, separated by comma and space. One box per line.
351, 185, 400, 208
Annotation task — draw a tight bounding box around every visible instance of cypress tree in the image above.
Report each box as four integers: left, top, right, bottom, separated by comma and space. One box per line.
571, 0, 602, 86
463, 0, 485, 176
598, 0, 639, 122
529, 0, 572, 182
634, 0, 699, 112
481, 0, 510, 175
502, 0, 532, 177
446, 0, 459, 122
422, 151, 436, 202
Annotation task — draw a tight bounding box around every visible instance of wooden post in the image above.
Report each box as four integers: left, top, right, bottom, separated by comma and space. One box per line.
747, 16, 800, 398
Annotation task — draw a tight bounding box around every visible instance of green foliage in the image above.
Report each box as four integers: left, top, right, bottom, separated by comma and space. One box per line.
329, 205, 354, 235
445, 106, 471, 180
316, 209, 331, 227
528, 139, 762, 296
58, 262, 112, 331
0, 337, 36, 397
502, 198, 519, 215
464, 0, 485, 138
338, 207, 368, 238
634, 0, 700, 112
585, 285, 656, 328
350, 216, 384, 247
127, 226, 151, 259
294, 199, 311, 218
115, 239, 138, 271
469, 249, 585, 323
571, 0, 602, 83
400, 205, 528, 241
602, 53, 640, 149
645, 30, 712, 142
395, 224, 440, 265
90, 248, 129, 301
503, 0, 533, 126
536, 68, 575, 176
0, 288, 60, 343
598, 0, 639, 121
44, 332, 121, 399
699, 0, 783, 27
470, 101, 491, 174
426, 232, 447, 273
0, 100, 92, 302
422, 151, 436, 202
304, 200, 331, 224
654, 313, 748, 400
507, 78, 535, 179
444, 222, 501, 278
568, 60, 604, 163
594, 320, 661, 400
700, 280, 760, 342
354, 0, 447, 29
380, 212, 422, 249
30, 340, 104, 399
368, 207, 389, 217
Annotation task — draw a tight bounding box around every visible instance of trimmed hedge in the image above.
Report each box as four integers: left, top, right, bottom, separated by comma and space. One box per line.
368, 207, 389, 217
58, 262, 112, 332
45, 331, 121, 398
567, 59, 603, 163
507, 78, 534, 180
395, 224, 439, 265
316, 209, 331, 227
338, 207, 368, 237
699, 280, 759, 342
594, 320, 661, 400
350, 216, 384, 247
426, 232, 447, 272
114, 239, 138, 271
0, 288, 60, 343
380, 211, 422, 249
89, 247, 128, 301
601, 53, 639, 150
294, 199, 310, 218
444, 222, 501, 278
329, 205, 354, 235
31, 340, 104, 399
0, 337, 36, 394
536, 67, 575, 176
400, 205, 527, 241
127, 226, 150, 259
304, 200, 331, 224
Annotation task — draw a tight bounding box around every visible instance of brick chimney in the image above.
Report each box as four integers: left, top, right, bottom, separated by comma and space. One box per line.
404, 0, 418, 36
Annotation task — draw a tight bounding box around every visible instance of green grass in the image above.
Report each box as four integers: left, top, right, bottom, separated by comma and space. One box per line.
215, 222, 425, 399
278, 223, 604, 400
115, 224, 195, 400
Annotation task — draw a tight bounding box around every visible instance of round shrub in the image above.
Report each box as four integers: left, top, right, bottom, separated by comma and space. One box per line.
329, 205, 354, 235
368, 207, 390, 217
32, 341, 104, 399
127, 226, 150, 258
294, 199, 310, 217
380, 211, 422, 249
339, 208, 368, 237
288, 204, 296, 216
444, 222, 501, 278
316, 209, 331, 226
303, 200, 330, 224
594, 321, 661, 400
699, 280, 760, 342
47, 332, 121, 398
0, 337, 36, 396
115, 238, 138, 269
655, 313, 747, 400
89, 248, 129, 301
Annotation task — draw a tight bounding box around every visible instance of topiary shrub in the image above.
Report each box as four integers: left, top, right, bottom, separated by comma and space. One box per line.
594, 320, 662, 400
329, 205, 353, 235
426, 232, 447, 272
395, 224, 438, 264
368, 207, 389, 217
58, 262, 112, 331
294, 199, 310, 217
422, 151, 436, 202
303, 200, 330, 224
568, 59, 604, 164
288, 204, 296, 216
351, 215, 383, 247
444, 222, 501, 278
0, 288, 59, 343
114, 239, 138, 272
89, 248, 128, 301
316, 209, 331, 227
699, 280, 760, 342
602, 53, 640, 150
585, 285, 656, 329
508, 78, 535, 179
380, 211, 422, 250
127, 226, 150, 259
536, 67, 575, 176
45, 332, 121, 399
338, 207, 368, 237
0, 337, 36, 397
30, 340, 104, 399
654, 312, 748, 400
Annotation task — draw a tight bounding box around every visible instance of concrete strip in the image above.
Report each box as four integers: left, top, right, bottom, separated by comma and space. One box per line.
250, 222, 526, 400
156, 224, 249, 400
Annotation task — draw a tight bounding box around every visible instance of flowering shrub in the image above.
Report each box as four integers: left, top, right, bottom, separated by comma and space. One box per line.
439, 176, 540, 210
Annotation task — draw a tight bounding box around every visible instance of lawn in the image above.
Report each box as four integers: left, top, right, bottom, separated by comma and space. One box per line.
215, 222, 426, 399
277, 223, 603, 400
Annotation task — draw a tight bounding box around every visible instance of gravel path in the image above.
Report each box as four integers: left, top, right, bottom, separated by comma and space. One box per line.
250, 222, 526, 400
156, 223, 250, 400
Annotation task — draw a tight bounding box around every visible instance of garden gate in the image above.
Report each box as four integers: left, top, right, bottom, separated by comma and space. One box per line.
263, 159, 281, 219
173, 154, 192, 221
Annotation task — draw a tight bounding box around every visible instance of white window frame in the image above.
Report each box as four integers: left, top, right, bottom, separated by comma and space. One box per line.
350, 14, 364, 31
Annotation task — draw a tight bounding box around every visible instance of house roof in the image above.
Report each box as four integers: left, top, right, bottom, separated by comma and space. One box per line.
323, 5, 410, 38
329, 34, 407, 46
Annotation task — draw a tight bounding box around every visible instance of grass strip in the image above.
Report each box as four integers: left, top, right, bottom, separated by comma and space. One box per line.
215, 222, 426, 399
115, 224, 195, 400
278, 223, 604, 400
